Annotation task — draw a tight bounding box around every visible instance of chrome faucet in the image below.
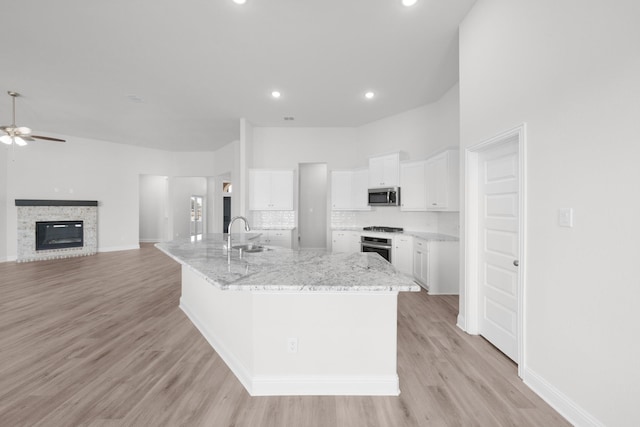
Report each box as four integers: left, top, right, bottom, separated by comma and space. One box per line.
227, 216, 250, 262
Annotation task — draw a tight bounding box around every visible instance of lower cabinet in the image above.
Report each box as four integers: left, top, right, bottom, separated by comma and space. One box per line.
332, 230, 361, 253
392, 235, 413, 275
413, 238, 459, 294
257, 229, 294, 249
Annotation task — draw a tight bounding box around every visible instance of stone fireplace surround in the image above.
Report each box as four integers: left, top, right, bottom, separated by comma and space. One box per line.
15, 199, 98, 262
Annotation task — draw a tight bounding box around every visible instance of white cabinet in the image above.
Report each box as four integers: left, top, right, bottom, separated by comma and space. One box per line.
413, 238, 459, 295
425, 150, 459, 211
257, 229, 294, 249
369, 153, 401, 188
332, 230, 361, 253
413, 238, 429, 286
392, 235, 413, 275
249, 170, 294, 211
400, 160, 427, 211
331, 169, 370, 211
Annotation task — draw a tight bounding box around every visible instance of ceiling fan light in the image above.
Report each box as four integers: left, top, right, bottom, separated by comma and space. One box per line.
16, 126, 31, 135
0, 135, 13, 145
14, 136, 27, 146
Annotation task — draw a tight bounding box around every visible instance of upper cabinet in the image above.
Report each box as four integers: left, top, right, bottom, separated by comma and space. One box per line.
368, 152, 401, 188
399, 149, 459, 212
425, 149, 459, 211
399, 160, 427, 211
331, 169, 371, 211
249, 169, 294, 210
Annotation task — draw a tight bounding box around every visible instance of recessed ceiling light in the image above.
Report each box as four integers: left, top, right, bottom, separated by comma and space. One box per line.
402, 0, 417, 6
233, 0, 247, 4
365, 91, 375, 100
271, 91, 281, 99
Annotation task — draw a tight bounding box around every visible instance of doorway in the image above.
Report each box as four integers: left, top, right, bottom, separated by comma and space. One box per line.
222, 180, 232, 233
298, 163, 327, 249
464, 124, 526, 373
190, 195, 204, 238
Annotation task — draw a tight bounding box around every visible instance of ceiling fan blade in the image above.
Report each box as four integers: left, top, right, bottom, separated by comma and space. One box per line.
31, 135, 66, 142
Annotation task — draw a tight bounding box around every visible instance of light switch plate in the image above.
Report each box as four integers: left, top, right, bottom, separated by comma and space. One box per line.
558, 208, 574, 227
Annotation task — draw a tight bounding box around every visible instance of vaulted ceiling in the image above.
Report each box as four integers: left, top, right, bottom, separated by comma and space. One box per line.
1, 0, 476, 151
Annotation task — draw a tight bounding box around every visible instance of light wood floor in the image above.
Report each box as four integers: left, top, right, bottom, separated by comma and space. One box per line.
0, 244, 570, 426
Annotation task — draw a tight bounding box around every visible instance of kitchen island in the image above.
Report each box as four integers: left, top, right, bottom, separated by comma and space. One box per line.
156, 234, 420, 396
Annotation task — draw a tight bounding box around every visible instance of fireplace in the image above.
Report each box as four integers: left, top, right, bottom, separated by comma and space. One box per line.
36, 221, 84, 251
15, 199, 98, 262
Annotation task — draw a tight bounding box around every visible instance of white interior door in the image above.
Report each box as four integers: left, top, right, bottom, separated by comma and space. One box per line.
477, 138, 520, 361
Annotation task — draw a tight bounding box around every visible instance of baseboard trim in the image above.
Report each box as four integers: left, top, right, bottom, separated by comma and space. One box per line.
139, 238, 162, 243
523, 367, 604, 427
251, 374, 400, 396
0, 255, 17, 263
181, 298, 401, 397
98, 244, 140, 253
456, 314, 466, 331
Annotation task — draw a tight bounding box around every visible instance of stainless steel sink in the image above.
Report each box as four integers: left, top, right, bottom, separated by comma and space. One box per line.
231, 244, 265, 253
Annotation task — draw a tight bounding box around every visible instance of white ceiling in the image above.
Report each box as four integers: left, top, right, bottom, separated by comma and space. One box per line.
0, 0, 476, 152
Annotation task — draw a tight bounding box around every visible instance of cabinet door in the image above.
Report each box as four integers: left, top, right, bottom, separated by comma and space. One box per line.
332, 231, 350, 253
413, 239, 429, 288
425, 153, 448, 210
269, 170, 294, 210
393, 235, 413, 275
368, 156, 386, 188
332, 231, 361, 253
400, 161, 427, 211
352, 169, 371, 210
250, 170, 294, 210
368, 153, 400, 187
331, 171, 353, 210
249, 170, 273, 210
331, 170, 371, 211
268, 230, 292, 248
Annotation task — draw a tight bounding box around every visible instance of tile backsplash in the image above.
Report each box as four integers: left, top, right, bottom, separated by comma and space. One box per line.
254, 208, 460, 236
250, 210, 296, 229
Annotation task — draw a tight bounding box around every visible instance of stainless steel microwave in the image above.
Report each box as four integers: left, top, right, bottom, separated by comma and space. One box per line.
368, 187, 401, 206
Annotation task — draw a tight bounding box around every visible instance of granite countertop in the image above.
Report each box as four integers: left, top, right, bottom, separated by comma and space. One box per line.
405, 231, 458, 242
332, 228, 459, 242
156, 234, 420, 293
251, 226, 297, 230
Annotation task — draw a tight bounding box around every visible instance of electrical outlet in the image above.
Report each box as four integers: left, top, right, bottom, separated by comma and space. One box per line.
558, 208, 574, 228
287, 337, 298, 353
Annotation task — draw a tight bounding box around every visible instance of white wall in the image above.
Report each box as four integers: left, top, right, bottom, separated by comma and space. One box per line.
252, 127, 360, 170
139, 175, 168, 242
4, 135, 215, 258
356, 84, 460, 160
459, 1, 640, 425
0, 147, 7, 261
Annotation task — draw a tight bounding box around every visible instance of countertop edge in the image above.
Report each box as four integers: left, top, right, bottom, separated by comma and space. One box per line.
155, 243, 421, 293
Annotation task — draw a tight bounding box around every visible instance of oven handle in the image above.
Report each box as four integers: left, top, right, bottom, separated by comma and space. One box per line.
361, 242, 392, 250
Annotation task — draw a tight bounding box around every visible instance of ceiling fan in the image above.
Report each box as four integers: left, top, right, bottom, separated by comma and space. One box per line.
0, 91, 66, 146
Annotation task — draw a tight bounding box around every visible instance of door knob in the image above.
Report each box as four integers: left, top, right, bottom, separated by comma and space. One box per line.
513, 260, 519, 267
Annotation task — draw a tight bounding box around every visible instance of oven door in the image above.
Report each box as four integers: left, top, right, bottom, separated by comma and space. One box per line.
361, 239, 392, 263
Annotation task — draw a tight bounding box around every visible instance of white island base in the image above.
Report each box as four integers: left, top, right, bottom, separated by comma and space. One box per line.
180, 266, 400, 396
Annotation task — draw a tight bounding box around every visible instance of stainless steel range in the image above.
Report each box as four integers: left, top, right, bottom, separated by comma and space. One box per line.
362, 226, 404, 233
360, 226, 404, 262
